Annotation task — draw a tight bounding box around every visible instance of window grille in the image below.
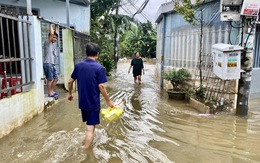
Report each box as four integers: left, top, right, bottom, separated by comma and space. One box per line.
0, 13, 33, 99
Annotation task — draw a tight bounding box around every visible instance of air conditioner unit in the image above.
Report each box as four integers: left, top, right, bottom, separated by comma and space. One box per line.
220, 0, 243, 21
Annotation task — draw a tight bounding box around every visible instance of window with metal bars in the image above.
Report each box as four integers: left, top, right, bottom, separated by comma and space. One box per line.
0, 14, 33, 99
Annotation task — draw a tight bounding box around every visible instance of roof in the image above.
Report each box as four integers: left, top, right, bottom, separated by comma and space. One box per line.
155, 0, 217, 23
212, 43, 243, 52
58, 0, 90, 6
155, 1, 174, 23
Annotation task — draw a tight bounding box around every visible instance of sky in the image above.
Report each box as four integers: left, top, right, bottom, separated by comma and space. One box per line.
119, 0, 169, 23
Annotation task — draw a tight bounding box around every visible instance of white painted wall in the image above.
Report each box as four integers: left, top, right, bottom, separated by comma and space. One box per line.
0, 90, 44, 139
250, 69, 260, 99
29, 16, 45, 92
0, 0, 90, 33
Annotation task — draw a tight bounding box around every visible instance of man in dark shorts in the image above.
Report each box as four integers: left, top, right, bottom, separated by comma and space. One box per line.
128, 52, 144, 83
67, 42, 114, 149
43, 24, 59, 97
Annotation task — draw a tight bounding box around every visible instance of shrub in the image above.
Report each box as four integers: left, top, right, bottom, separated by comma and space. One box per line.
162, 68, 191, 91
98, 55, 115, 76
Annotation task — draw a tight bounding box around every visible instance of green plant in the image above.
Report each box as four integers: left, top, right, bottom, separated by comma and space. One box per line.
98, 55, 115, 76
187, 86, 206, 101
162, 68, 191, 91
194, 86, 205, 99
174, 0, 201, 25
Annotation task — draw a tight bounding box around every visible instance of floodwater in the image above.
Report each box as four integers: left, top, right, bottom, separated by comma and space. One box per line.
1, 62, 260, 163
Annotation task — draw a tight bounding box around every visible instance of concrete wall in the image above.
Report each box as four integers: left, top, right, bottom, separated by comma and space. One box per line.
0, 16, 45, 139
0, 0, 90, 33
0, 89, 44, 138
250, 69, 260, 99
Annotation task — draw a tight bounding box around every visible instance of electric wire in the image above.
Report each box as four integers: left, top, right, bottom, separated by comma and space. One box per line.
122, 0, 152, 22
120, 5, 134, 17
132, 0, 149, 19
244, 18, 256, 48
126, 0, 150, 21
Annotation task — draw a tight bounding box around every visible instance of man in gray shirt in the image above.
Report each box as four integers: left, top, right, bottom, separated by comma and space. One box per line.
43, 24, 59, 97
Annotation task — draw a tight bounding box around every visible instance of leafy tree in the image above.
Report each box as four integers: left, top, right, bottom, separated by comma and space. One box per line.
119, 22, 156, 58
173, 0, 204, 87
139, 22, 156, 58
90, 0, 157, 76
90, 0, 132, 75
174, 0, 201, 25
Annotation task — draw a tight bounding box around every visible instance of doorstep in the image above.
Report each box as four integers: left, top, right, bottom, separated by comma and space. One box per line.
44, 94, 58, 110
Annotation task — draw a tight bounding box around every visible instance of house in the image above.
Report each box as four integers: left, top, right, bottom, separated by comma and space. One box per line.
155, 0, 260, 110
0, 0, 90, 139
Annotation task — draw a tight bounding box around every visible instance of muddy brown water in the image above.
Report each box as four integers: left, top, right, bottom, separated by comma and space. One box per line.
0, 62, 260, 163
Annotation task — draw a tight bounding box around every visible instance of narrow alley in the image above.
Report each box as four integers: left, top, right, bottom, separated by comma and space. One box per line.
0, 61, 260, 163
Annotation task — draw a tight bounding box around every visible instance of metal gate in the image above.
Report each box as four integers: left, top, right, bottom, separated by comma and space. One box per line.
73, 31, 90, 65
41, 21, 62, 76
40, 18, 90, 79
0, 13, 33, 99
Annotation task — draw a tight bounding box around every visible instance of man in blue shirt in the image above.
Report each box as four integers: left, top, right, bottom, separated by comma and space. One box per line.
67, 42, 114, 149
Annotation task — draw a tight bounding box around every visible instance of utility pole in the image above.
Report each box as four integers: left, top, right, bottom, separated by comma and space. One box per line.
26, 0, 32, 15
236, 17, 255, 116
66, 0, 70, 27
114, 1, 120, 68
160, 14, 166, 89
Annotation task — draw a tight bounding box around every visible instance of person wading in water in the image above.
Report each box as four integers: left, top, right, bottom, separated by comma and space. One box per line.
128, 52, 144, 84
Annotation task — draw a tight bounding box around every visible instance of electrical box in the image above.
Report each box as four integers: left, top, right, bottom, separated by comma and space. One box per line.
212, 43, 243, 80
220, 0, 243, 21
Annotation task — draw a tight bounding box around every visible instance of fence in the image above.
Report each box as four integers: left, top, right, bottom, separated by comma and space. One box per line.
73, 31, 90, 65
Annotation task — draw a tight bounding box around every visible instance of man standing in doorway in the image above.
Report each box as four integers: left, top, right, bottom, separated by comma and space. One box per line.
43, 24, 59, 97
67, 42, 114, 149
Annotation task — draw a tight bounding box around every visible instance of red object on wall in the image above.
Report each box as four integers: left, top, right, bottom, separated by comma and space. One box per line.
0, 61, 5, 77
0, 63, 4, 76
1, 77, 23, 99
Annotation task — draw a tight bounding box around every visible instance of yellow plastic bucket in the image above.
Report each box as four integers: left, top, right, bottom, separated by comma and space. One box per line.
101, 107, 123, 122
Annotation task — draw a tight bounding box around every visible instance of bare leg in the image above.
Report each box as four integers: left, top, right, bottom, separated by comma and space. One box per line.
51, 77, 59, 94
84, 125, 95, 149
138, 75, 141, 84
47, 80, 53, 96
134, 76, 137, 83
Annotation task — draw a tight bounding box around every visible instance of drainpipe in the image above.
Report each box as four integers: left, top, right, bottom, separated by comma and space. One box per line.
160, 13, 166, 89
26, 0, 32, 15
66, 0, 70, 27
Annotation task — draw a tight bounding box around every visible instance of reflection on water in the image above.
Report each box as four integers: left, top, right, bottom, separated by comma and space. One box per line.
0, 62, 260, 163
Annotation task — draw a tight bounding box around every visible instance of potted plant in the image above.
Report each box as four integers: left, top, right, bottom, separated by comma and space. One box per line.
162, 68, 192, 100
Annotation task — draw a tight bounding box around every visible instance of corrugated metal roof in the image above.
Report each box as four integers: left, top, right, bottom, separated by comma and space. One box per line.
58, 0, 90, 6
155, 0, 217, 23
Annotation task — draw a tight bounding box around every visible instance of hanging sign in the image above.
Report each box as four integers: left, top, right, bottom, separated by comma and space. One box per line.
241, 0, 260, 16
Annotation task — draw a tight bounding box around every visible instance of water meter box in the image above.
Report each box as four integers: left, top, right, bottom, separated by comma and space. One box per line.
212, 43, 243, 80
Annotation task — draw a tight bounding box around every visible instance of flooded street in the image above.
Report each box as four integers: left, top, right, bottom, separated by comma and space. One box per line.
1, 61, 260, 163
